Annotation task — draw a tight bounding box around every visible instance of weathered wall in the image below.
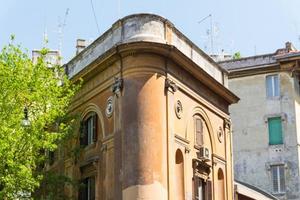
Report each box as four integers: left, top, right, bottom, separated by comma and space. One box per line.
229, 72, 300, 200
61, 51, 235, 200
120, 54, 168, 200
165, 56, 234, 200
66, 14, 226, 86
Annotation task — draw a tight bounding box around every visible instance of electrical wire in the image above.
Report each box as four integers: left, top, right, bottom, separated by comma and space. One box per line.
90, 0, 100, 34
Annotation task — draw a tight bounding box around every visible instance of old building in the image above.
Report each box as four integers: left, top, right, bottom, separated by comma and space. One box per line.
47, 14, 240, 200
220, 42, 300, 200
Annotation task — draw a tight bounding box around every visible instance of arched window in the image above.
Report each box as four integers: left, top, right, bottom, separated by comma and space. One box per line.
217, 169, 225, 200
194, 115, 204, 146
80, 112, 98, 146
175, 149, 184, 200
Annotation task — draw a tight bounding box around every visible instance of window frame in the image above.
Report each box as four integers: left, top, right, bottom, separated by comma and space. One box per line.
271, 164, 285, 194
193, 176, 212, 200
80, 112, 98, 147
78, 176, 96, 200
194, 115, 204, 147
266, 74, 280, 99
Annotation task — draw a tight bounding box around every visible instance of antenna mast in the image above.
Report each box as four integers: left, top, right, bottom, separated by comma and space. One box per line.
58, 8, 69, 53
198, 14, 214, 55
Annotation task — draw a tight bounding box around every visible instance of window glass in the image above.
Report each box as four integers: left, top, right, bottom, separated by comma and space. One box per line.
87, 116, 94, 145
194, 177, 204, 200
266, 75, 280, 98
274, 75, 279, 96
193, 177, 212, 200
80, 113, 97, 146
79, 177, 95, 200
268, 117, 283, 145
271, 165, 285, 193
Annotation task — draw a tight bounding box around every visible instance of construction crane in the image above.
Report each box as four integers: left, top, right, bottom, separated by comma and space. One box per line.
58, 8, 70, 53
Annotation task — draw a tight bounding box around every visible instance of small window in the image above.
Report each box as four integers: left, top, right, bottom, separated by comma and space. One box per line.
78, 176, 95, 200
195, 116, 204, 146
266, 75, 280, 98
80, 113, 98, 146
271, 165, 285, 194
268, 117, 283, 145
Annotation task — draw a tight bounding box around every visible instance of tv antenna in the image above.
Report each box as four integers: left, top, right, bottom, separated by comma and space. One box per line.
58, 8, 69, 53
43, 25, 48, 47
198, 14, 214, 55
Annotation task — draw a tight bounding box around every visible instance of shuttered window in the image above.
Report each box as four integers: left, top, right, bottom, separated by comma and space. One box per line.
266, 75, 280, 98
80, 113, 98, 146
195, 117, 204, 146
271, 165, 285, 193
268, 117, 283, 145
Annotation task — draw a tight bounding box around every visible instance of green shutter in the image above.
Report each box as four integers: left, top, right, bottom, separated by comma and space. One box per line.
268, 117, 283, 145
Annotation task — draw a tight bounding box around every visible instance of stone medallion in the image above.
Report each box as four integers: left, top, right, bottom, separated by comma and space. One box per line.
106, 96, 114, 118
217, 126, 223, 143
175, 100, 183, 119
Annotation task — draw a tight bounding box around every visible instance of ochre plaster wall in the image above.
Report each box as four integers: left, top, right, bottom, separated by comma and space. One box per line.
54, 50, 234, 200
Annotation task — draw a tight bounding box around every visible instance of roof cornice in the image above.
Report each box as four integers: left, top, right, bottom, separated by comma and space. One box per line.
65, 13, 226, 84
70, 41, 239, 105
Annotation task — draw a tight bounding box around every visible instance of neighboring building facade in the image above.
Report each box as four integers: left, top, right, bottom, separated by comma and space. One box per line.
220, 42, 300, 200
46, 14, 239, 200
32, 49, 61, 66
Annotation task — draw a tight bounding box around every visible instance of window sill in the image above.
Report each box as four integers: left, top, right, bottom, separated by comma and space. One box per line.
268, 144, 284, 147
266, 96, 281, 100
82, 143, 96, 151
194, 145, 203, 150
272, 192, 285, 196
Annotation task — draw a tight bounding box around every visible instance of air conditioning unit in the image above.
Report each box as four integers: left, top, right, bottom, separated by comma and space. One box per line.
198, 147, 210, 162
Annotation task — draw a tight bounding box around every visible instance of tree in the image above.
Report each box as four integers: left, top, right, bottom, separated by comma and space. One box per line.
233, 51, 242, 59
0, 38, 78, 199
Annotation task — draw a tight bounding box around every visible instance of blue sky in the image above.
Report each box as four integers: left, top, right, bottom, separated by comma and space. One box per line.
1, 0, 300, 63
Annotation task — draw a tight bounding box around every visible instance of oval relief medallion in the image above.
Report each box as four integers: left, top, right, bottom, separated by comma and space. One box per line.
175, 100, 183, 119
106, 96, 114, 118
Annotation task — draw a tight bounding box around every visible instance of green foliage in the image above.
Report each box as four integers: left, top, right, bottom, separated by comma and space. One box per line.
34, 171, 78, 200
233, 51, 242, 59
0, 38, 78, 199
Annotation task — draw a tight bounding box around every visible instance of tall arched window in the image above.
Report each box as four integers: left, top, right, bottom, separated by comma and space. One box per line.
217, 169, 225, 200
194, 115, 204, 146
175, 149, 184, 200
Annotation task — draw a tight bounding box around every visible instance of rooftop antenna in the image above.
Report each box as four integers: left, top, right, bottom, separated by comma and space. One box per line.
58, 8, 69, 53
43, 19, 48, 47
41, 7, 48, 48
198, 14, 214, 55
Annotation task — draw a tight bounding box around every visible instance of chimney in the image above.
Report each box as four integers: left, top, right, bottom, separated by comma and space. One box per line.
76, 39, 86, 55
286, 42, 292, 52
285, 41, 297, 52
